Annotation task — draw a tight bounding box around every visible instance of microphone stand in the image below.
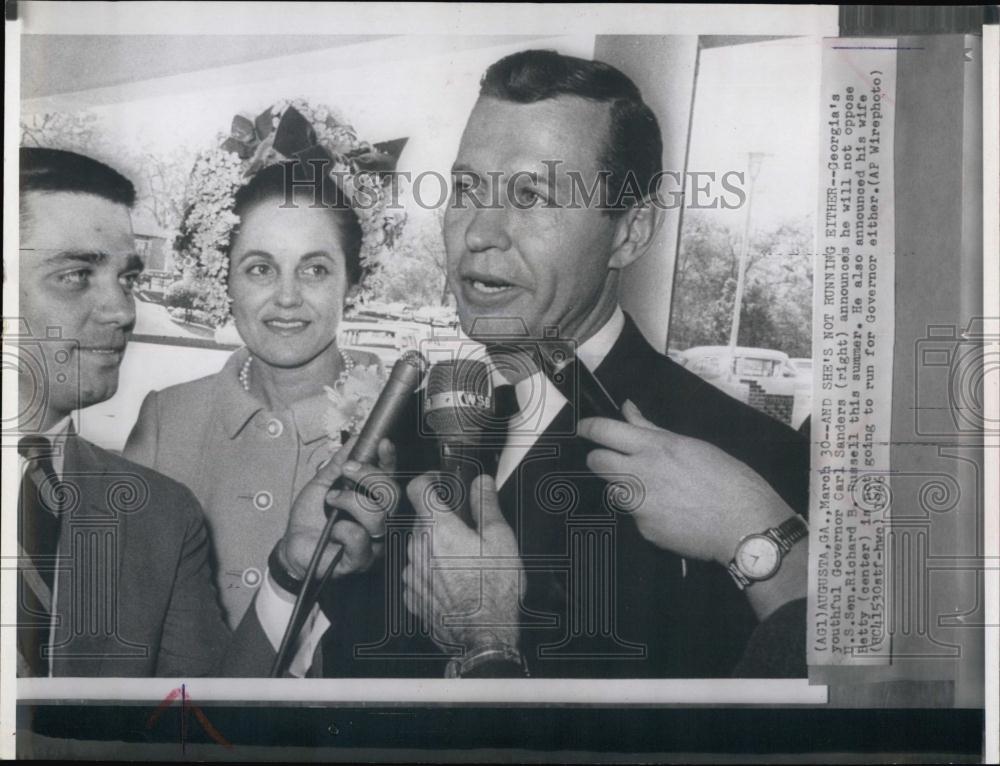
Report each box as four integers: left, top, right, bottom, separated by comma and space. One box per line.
269, 513, 344, 677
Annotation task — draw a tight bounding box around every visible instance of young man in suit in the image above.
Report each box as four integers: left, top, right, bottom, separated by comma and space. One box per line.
396, 50, 810, 678
14, 147, 388, 676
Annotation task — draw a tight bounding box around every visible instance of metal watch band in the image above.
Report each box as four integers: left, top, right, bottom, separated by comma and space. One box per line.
727, 561, 752, 589
766, 514, 809, 553
727, 515, 809, 590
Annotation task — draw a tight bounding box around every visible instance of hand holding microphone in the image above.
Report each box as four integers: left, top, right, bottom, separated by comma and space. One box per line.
270, 351, 425, 676
408, 359, 526, 669
279, 351, 425, 578
278, 434, 396, 581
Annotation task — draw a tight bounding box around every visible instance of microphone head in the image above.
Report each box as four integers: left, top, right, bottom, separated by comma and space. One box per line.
396, 349, 428, 377
424, 358, 493, 442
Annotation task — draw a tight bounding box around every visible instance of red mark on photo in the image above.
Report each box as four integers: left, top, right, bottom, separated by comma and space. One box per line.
147, 683, 233, 751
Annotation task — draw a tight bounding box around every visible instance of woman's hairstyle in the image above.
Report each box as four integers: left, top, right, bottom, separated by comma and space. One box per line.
479, 49, 663, 215
231, 160, 364, 286
175, 100, 406, 327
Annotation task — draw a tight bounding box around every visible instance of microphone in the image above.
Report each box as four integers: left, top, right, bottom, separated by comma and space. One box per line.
350, 350, 427, 464
423, 358, 494, 525
270, 349, 426, 677
537, 344, 621, 419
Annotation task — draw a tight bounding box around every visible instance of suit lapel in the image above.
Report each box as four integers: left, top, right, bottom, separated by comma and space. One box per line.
53, 437, 127, 676
592, 314, 659, 408
497, 319, 647, 532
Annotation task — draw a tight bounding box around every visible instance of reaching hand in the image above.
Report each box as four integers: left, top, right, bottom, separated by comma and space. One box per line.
279, 436, 399, 580
578, 400, 795, 566
402, 473, 524, 653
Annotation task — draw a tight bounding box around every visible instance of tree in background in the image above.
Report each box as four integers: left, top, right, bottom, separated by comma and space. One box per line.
163, 278, 201, 322
118, 145, 193, 232
21, 111, 101, 152
375, 205, 452, 308
670, 211, 813, 358
21, 111, 192, 234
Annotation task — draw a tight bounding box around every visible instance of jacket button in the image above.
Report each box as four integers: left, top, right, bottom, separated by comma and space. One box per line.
253, 491, 273, 511
266, 418, 284, 437
242, 567, 262, 588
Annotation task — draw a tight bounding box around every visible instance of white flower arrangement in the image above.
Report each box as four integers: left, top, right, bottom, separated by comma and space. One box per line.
323, 363, 387, 440
174, 99, 407, 327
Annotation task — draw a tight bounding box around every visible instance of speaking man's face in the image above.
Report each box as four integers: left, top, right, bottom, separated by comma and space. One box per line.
444, 96, 623, 345
19, 191, 140, 429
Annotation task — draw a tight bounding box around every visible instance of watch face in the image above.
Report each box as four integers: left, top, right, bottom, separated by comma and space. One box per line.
735, 535, 781, 580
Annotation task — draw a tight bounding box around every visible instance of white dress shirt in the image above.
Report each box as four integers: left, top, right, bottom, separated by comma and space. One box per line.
256, 565, 327, 676
495, 306, 625, 488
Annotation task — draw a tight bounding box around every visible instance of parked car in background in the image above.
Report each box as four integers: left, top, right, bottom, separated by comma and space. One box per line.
787, 357, 814, 430
413, 305, 461, 327
678, 345, 811, 429
791, 357, 813, 376
338, 319, 431, 368
338, 320, 401, 367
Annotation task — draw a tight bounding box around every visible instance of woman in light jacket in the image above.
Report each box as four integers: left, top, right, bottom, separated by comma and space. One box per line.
126, 104, 400, 629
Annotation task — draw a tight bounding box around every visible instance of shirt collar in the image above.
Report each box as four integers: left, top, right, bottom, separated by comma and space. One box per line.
511, 305, 626, 410
577, 305, 625, 373
19, 417, 73, 479
44, 416, 73, 441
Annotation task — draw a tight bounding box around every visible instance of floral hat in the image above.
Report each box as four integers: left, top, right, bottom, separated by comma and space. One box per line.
174, 99, 407, 327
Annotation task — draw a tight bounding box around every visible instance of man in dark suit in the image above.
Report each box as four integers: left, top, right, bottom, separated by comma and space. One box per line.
389, 50, 810, 679
15, 147, 385, 676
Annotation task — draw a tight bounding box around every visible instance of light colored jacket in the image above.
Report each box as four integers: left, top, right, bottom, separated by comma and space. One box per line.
124, 345, 377, 629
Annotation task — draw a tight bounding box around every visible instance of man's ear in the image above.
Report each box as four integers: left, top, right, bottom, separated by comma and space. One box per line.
608, 200, 664, 270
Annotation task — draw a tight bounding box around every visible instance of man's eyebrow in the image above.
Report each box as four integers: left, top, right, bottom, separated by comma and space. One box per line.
451, 163, 478, 175
40, 250, 145, 272
42, 250, 109, 265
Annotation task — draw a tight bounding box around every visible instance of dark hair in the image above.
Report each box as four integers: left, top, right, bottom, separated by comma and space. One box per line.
231, 160, 363, 286
479, 49, 663, 214
20, 146, 136, 206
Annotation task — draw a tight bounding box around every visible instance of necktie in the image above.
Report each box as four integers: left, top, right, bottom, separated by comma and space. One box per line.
17, 435, 61, 677
484, 384, 520, 476
492, 383, 520, 423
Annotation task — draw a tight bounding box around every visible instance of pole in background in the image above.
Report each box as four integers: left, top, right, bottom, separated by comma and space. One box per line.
728, 152, 767, 348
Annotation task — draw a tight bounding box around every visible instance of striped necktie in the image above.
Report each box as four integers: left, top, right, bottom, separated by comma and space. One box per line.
17, 435, 61, 677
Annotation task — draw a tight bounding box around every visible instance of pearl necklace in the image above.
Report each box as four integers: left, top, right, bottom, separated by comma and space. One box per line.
239, 348, 355, 394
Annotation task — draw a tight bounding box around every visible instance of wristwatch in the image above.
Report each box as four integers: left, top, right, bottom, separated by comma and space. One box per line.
267, 542, 306, 596
727, 514, 808, 590
444, 644, 530, 678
